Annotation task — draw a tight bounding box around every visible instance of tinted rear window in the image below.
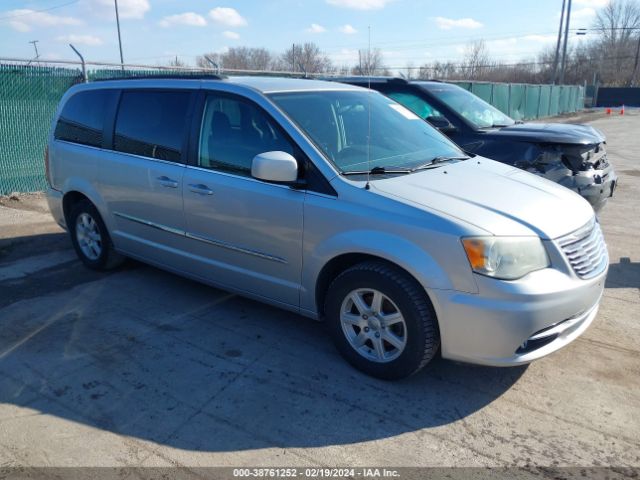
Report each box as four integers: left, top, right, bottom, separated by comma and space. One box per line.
114, 90, 191, 162
54, 90, 115, 147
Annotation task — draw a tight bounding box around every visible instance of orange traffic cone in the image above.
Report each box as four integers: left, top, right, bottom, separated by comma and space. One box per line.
606, 108, 611, 115
620, 105, 625, 115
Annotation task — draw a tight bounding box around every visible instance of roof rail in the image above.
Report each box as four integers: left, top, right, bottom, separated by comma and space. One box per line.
321, 75, 408, 84
93, 73, 226, 82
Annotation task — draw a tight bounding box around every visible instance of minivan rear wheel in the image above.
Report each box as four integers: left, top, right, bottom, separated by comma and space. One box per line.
68, 200, 124, 270
325, 261, 440, 380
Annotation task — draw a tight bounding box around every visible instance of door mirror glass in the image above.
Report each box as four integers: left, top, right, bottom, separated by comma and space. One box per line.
251, 151, 298, 183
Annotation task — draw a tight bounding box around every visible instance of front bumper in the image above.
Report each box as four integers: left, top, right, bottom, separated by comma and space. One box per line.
429, 267, 606, 367
568, 167, 617, 213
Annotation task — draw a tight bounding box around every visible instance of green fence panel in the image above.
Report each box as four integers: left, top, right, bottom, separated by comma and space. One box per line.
509, 84, 526, 121
0, 65, 80, 194
538, 85, 551, 117
560, 86, 571, 114
524, 85, 541, 120
548, 86, 560, 116
575, 86, 584, 111
567, 87, 580, 112
451, 81, 472, 91
470, 82, 493, 103
491, 84, 509, 113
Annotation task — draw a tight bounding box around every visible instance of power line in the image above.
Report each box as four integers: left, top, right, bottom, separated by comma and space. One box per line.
0, 0, 80, 21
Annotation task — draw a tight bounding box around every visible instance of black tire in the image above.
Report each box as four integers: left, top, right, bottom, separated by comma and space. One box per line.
325, 260, 440, 380
68, 199, 125, 270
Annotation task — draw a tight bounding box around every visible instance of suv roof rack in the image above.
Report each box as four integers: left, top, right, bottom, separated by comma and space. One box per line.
94, 73, 226, 82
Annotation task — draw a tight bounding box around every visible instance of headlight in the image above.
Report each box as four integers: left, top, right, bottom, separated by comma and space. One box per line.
461, 237, 550, 280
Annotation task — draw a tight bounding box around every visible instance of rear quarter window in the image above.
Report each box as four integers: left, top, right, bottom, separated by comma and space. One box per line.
54, 90, 115, 148
114, 90, 191, 162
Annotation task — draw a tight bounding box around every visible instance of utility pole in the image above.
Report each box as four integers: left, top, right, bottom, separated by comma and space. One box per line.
559, 0, 572, 85
552, 0, 566, 84
291, 43, 296, 73
631, 33, 640, 87
114, 0, 125, 71
29, 40, 40, 62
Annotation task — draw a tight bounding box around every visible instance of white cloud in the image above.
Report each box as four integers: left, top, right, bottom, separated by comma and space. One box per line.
572, 7, 597, 19
435, 17, 483, 30
92, 0, 150, 19
5, 9, 82, 32
573, 0, 607, 6
326, 0, 392, 10
222, 30, 240, 39
339, 24, 358, 34
209, 7, 247, 27
306, 23, 326, 33
55, 34, 103, 46
159, 12, 207, 28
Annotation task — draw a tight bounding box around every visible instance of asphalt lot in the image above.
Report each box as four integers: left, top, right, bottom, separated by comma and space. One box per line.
0, 111, 638, 474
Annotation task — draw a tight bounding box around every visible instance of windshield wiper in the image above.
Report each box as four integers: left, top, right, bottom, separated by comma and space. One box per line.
410, 155, 470, 171
341, 165, 413, 176
478, 123, 512, 129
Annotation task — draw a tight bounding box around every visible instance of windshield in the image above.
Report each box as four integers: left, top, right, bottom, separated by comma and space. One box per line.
421, 84, 515, 129
269, 90, 464, 174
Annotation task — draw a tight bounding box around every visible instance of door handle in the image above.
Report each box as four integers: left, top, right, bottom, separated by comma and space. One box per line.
157, 176, 178, 188
188, 183, 214, 195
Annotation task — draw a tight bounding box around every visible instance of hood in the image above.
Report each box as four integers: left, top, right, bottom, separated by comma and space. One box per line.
372, 158, 594, 239
482, 122, 605, 145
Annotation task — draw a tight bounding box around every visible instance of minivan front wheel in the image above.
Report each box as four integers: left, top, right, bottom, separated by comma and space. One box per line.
325, 261, 440, 380
69, 200, 124, 270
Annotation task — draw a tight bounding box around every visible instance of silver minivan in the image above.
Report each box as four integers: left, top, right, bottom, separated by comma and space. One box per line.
46, 76, 608, 379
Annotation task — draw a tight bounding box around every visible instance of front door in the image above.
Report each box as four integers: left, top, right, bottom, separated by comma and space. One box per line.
182, 92, 304, 307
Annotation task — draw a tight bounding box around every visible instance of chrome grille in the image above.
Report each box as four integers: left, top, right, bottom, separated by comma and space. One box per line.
558, 219, 608, 279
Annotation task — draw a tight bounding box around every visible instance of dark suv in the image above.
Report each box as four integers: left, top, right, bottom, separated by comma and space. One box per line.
335, 77, 617, 212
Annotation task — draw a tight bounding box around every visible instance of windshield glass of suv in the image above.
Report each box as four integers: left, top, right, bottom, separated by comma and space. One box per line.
421, 84, 515, 129
269, 90, 464, 173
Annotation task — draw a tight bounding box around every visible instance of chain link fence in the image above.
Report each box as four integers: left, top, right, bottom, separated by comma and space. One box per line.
0, 64, 82, 194
0, 60, 586, 194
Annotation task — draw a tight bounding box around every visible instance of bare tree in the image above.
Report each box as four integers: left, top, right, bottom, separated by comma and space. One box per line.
351, 48, 391, 75
167, 56, 188, 68
400, 62, 416, 80
352, 48, 388, 75
197, 47, 275, 72
280, 43, 333, 74
196, 52, 222, 70
594, 0, 640, 85
460, 40, 492, 80
594, 0, 640, 45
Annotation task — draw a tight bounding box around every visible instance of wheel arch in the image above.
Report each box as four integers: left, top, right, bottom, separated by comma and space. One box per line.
62, 190, 91, 223
60, 179, 111, 230
314, 250, 446, 322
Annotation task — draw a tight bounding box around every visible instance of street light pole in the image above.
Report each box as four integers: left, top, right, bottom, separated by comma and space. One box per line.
114, 0, 124, 71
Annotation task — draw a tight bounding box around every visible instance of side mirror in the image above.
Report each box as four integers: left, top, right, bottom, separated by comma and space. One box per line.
428, 116, 457, 133
251, 151, 299, 183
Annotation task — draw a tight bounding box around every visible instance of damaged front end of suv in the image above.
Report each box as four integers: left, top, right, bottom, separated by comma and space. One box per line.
514, 140, 617, 212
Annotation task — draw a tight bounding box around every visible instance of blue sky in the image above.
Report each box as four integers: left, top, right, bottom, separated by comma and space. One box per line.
0, 0, 604, 69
